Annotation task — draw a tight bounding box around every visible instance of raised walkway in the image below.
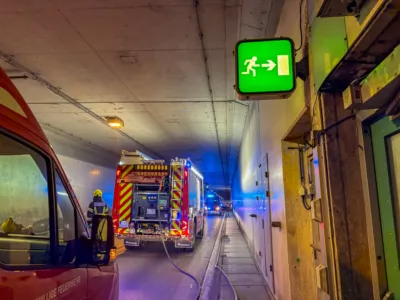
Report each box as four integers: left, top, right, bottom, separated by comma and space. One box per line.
219, 216, 271, 300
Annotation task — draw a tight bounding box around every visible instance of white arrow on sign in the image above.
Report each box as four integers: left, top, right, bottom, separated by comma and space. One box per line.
261, 60, 276, 71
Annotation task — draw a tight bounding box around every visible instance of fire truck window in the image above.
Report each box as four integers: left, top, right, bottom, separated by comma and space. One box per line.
55, 171, 77, 264
189, 171, 197, 208
0, 132, 51, 266
196, 178, 201, 209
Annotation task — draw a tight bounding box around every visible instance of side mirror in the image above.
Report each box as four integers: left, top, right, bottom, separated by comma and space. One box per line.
90, 214, 115, 265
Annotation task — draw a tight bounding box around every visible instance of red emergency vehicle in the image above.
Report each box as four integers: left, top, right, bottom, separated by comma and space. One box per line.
112, 151, 205, 251
0, 67, 119, 299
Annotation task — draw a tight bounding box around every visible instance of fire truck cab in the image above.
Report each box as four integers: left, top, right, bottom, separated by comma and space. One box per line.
112, 151, 205, 251
0, 67, 118, 299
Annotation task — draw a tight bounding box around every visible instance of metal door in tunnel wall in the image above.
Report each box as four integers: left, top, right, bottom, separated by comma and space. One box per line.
260, 153, 275, 293
254, 158, 266, 274
371, 116, 400, 299
250, 167, 259, 259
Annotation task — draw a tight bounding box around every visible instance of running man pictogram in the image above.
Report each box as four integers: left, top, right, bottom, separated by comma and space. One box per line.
242, 56, 260, 77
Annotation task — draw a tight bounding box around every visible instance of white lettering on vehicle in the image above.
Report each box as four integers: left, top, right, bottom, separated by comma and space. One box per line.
34, 276, 81, 300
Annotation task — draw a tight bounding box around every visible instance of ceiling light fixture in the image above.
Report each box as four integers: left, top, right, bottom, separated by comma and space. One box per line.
105, 116, 124, 128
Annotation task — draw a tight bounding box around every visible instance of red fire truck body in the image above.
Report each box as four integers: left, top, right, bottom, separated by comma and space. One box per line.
112, 151, 205, 250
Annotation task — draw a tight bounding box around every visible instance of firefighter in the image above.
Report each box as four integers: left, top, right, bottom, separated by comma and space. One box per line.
87, 189, 109, 228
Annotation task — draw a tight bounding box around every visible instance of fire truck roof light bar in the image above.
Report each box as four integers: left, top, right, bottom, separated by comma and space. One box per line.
143, 159, 166, 164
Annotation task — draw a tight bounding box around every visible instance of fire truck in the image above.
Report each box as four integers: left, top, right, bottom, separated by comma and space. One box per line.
112, 151, 205, 251
204, 191, 224, 216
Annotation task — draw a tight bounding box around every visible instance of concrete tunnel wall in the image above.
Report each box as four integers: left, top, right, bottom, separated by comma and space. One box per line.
44, 128, 118, 212
231, 0, 307, 299
57, 155, 116, 212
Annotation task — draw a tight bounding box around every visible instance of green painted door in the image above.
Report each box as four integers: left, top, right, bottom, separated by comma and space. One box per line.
371, 116, 400, 298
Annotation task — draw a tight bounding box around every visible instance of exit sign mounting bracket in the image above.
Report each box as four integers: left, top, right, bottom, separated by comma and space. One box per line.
296, 54, 309, 82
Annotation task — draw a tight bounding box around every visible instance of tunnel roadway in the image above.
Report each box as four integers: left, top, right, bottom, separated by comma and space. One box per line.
116, 216, 223, 300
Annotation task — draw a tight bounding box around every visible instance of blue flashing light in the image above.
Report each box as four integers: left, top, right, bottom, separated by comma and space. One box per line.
186, 161, 192, 168
207, 194, 215, 198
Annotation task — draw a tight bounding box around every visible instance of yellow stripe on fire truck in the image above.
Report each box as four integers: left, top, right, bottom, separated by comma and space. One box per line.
121, 165, 133, 179
118, 165, 133, 224
171, 200, 180, 210
170, 164, 183, 234
172, 180, 182, 190
119, 185, 133, 222
172, 165, 182, 181
171, 220, 181, 232
172, 190, 181, 201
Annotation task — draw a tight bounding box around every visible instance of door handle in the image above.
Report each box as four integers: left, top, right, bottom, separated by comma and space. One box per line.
271, 221, 281, 228
249, 214, 257, 218
310, 244, 321, 252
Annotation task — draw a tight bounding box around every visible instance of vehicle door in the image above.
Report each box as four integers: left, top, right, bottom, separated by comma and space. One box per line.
371, 116, 400, 299
87, 263, 119, 300
259, 154, 274, 292
54, 154, 118, 300
0, 130, 88, 299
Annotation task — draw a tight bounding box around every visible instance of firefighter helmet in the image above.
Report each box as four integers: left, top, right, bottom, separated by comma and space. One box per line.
93, 189, 103, 197
1, 217, 17, 234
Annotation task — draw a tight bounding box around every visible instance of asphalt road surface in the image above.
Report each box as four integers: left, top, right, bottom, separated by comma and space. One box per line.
117, 216, 223, 300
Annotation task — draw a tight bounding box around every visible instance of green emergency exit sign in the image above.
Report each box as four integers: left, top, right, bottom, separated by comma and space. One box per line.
235, 38, 296, 99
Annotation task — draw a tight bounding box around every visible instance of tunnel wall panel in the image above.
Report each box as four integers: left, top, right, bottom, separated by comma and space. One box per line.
232, 0, 307, 298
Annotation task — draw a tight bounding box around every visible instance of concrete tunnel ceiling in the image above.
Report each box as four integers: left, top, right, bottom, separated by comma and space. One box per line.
0, 0, 283, 190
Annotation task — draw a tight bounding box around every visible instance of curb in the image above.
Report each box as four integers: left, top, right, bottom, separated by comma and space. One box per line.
200, 213, 226, 300
200, 213, 237, 300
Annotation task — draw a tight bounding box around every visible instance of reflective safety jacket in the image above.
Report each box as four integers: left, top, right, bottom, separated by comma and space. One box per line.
87, 196, 109, 227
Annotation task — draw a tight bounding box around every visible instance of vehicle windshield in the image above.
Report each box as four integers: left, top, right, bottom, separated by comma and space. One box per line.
0, 133, 49, 234
206, 199, 220, 206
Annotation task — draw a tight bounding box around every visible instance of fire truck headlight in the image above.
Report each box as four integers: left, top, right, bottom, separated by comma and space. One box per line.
216, 206, 220, 211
